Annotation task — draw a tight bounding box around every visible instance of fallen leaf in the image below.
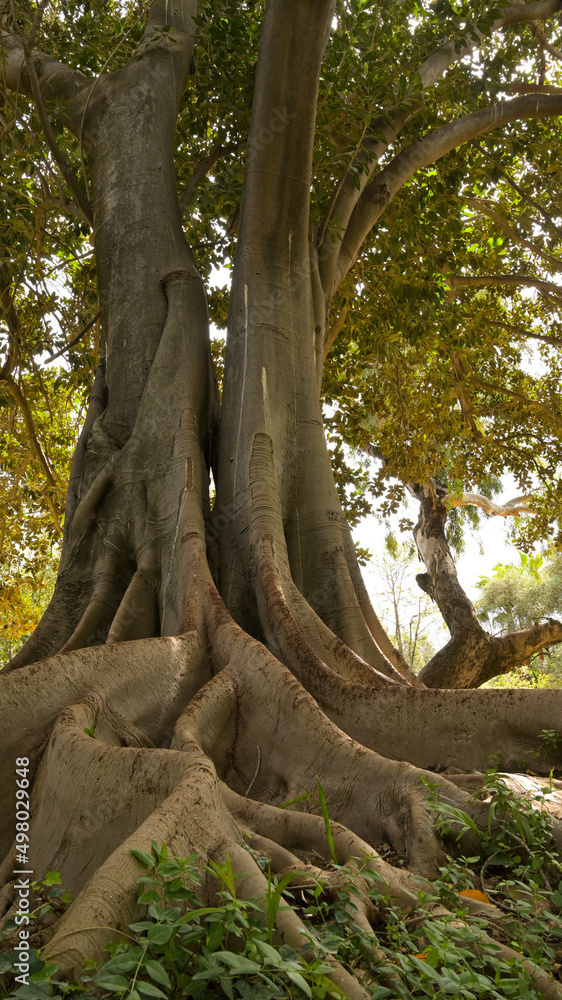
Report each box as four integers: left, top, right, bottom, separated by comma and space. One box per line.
459, 888, 491, 904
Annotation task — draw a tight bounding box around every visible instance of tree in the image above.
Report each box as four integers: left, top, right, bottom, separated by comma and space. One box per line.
477, 551, 562, 685
2, 1, 562, 996
374, 537, 442, 673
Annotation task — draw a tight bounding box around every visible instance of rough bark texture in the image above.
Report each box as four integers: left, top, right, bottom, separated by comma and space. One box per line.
1, 3, 562, 997
414, 488, 562, 688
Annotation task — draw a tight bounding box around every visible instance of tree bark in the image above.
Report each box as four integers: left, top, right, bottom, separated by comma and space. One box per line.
2, 6, 562, 997
414, 488, 562, 687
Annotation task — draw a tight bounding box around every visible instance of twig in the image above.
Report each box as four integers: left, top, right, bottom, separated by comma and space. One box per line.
44, 312, 100, 363
22, 42, 92, 223
245, 746, 261, 798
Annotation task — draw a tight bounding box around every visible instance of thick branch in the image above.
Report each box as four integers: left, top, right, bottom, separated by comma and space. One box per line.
332, 93, 562, 295
1, 31, 91, 102
497, 618, 562, 670
445, 270, 562, 301
444, 491, 536, 516
318, 0, 562, 295
413, 491, 484, 641
240, 0, 336, 256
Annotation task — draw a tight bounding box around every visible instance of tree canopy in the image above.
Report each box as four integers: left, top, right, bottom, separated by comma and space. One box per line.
2, 2, 562, 998
2, 0, 562, 631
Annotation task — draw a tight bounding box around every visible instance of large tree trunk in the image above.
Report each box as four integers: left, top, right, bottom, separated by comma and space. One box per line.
2, 3, 562, 997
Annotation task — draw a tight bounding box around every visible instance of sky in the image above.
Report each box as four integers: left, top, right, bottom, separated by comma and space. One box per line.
354, 473, 521, 652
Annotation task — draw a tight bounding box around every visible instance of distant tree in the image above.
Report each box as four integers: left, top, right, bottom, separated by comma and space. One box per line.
376, 538, 442, 673
477, 552, 562, 685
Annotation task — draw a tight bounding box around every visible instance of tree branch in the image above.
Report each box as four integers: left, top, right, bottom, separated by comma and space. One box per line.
504, 172, 562, 238
496, 618, 562, 671
21, 42, 93, 224
0, 272, 21, 378
450, 353, 482, 439
533, 23, 562, 62
0, 375, 57, 488
1, 29, 91, 103
487, 319, 562, 349
44, 312, 100, 364
444, 491, 536, 516
324, 302, 349, 358
463, 197, 562, 272
179, 142, 241, 217
317, 0, 562, 296
507, 82, 562, 94
468, 373, 562, 424
331, 93, 562, 296
445, 269, 562, 301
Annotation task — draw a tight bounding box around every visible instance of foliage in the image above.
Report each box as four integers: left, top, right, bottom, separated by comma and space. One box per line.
2, 771, 562, 1000
2, 0, 562, 598
0, 548, 58, 663
478, 552, 562, 686
372, 537, 443, 671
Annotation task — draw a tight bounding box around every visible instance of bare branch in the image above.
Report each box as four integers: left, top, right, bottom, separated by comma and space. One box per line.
487, 319, 562, 348
44, 312, 100, 364
331, 93, 562, 296
444, 491, 536, 516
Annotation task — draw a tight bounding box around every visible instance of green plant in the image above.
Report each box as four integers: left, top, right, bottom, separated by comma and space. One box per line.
2, 822, 562, 1000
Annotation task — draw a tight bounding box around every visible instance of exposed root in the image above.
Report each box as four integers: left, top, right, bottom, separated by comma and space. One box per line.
249, 432, 407, 685
173, 632, 493, 877
0, 632, 209, 859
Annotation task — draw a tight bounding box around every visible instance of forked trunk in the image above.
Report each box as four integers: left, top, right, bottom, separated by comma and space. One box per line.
2, 3, 562, 997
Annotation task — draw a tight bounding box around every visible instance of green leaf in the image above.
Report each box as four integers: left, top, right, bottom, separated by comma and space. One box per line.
135, 982, 168, 999
286, 970, 312, 996
147, 923, 174, 945
214, 951, 261, 974
316, 777, 338, 863
43, 871, 62, 885
144, 958, 171, 988
101, 954, 139, 975
92, 972, 131, 991
130, 849, 156, 868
